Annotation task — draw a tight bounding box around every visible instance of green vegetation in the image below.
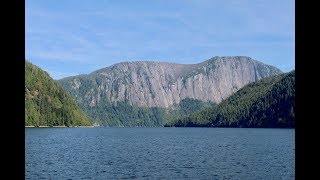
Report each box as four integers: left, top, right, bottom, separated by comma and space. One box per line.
169, 71, 295, 128
57, 57, 282, 127
58, 73, 214, 127
25, 61, 91, 126
25, 58, 292, 128
78, 97, 213, 127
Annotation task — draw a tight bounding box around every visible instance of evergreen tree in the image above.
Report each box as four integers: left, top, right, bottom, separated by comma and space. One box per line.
25, 60, 91, 126
170, 71, 295, 128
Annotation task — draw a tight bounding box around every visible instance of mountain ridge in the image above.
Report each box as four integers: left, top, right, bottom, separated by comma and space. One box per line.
169, 70, 295, 128
59, 56, 282, 108
57, 56, 282, 126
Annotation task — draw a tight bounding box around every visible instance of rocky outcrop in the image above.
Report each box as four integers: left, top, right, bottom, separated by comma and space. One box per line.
58, 56, 282, 108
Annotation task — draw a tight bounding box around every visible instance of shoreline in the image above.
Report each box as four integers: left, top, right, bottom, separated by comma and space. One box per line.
25, 126, 294, 129
25, 126, 95, 128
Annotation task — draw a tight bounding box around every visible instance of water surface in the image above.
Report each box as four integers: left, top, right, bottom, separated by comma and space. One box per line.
26, 128, 294, 179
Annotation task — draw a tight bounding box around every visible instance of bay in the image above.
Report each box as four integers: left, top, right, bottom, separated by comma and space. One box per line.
26, 127, 294, 179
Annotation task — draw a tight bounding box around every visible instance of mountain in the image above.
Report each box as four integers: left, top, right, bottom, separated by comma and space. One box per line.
170, 70, 295, 128
58, 56, 282, 126
25, 61, 91, 127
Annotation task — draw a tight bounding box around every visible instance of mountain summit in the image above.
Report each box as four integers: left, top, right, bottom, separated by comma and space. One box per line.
59, 56, 281, 108
57, 56, 281, 126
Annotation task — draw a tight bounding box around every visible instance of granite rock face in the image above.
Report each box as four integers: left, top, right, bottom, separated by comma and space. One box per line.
58, 56, 282, 108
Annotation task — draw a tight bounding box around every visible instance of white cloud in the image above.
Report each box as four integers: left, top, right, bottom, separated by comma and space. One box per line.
26, 0, 294, 75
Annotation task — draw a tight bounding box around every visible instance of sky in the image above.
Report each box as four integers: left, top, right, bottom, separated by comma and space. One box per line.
26, 0, 295, 80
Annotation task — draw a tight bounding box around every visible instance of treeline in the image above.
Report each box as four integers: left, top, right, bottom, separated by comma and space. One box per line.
80, 97, 213, 127
25, 61, 91, 126
168, 70, 295, 128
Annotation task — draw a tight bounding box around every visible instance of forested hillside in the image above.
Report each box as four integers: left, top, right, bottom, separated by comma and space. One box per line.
25, 61, 91, 126
58, 56, 281, 126
78, 97, 213, 127
169, 70, 295, 128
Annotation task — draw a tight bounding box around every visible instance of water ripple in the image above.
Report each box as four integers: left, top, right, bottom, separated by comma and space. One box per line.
26, 128, 294, 179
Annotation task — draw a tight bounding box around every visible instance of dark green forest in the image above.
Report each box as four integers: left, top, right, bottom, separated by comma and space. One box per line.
25, 61, 91, 126
58, 72, 214, 127
26, 58, 294, 128
78, 97, 213, 127
168, 71, 295, 128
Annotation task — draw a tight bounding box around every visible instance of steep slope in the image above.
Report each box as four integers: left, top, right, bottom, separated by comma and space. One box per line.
59, 56, 281, 108
58, 56, 282, 126
170, 70, 295, 128
25, 61, 91, 126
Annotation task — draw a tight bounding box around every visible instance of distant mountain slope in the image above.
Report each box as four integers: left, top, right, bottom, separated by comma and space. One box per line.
58, 56, 282, 126
59, 56, 281, 108
170, 70, 295, 128
25, 61, 91, 126
73, 97, 213, 127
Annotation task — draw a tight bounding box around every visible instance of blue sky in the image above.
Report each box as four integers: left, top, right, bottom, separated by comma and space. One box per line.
26, 0, 295, 80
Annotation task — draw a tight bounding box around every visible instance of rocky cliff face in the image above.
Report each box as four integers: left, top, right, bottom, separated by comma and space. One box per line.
58, 56, 282, 108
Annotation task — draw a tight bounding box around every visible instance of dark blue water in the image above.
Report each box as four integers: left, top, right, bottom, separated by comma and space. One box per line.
26, 128, 294, 179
